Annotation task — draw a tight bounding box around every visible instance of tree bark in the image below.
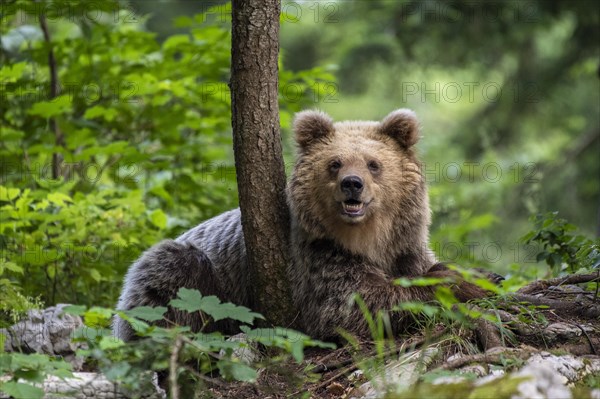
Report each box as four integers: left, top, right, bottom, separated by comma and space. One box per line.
230, 0, 296, 327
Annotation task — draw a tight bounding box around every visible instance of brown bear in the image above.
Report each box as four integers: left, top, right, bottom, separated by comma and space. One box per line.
113, 109, 487, 342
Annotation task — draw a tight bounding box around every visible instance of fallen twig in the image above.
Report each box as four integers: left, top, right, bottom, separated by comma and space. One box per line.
183, 365, 230, 388
517, 273, 599, 295
511, 293, 600, 319
296, 363, 358, 398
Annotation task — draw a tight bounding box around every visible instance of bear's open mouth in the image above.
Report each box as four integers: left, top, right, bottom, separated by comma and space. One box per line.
342, 199, 366, 217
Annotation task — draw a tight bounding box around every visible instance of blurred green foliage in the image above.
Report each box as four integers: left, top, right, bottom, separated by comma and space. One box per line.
280, 0, 599, 274
0, 0, 334, 312
522, 211, 600, 275
0, 288, 333, 397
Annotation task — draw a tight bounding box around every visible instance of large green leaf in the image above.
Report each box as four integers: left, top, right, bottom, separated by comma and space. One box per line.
170, 288, 263, 324
0, 381, 44, 399
216, 360, 257, 382
125, 306, 167, 322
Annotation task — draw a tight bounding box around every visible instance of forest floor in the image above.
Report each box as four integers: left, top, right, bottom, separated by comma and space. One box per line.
2, 274, 598, 398
205, 273, 600, 398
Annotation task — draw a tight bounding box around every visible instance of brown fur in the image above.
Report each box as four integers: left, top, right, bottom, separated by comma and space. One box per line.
287, 109, 488, 339
115, 109, 489, 342
288, 111, 431, 273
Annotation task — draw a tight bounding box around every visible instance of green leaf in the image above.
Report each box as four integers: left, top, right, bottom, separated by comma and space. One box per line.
83, 307, 113, 328
124, 306, 167, 322
1, 260, 23, 274
550, 253, 563, 267
170, 288, 263, 324
14, 369, 44, 383
98, 336, 125, 350
163, 34, 190, 50
521, 231, 535, 242
434, 287, 459, 308
115, 312, 151, 335
291, 341, 305, 362
50, 369, 73, 379
84, 105, 118, 121
103, 362, 131, 380
0, 62, 27, 82
89, 269, 102, 282
393, 302, 440, 317
217, 360, 257, 382
173, 16, 194, 28
202, 300, 263, 324
28, 95, 72, 118
170, 287, 203, 312
47, 192, 73, 207
473, 278, 502, 293
0, 186, 20, 201
0, 381, 44, 399
4, 353, 48, 371
149, 209, 168, 229
62, 305, 87, 316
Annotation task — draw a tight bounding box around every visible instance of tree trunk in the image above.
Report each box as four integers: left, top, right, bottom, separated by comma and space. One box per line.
230, 0, 296, 327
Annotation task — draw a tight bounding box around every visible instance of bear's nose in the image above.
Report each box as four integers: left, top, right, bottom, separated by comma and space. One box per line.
341, 175, 364, 197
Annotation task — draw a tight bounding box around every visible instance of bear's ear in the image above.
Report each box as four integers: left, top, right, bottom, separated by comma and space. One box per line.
293, 110, 334, 149
379, 109, 420, 148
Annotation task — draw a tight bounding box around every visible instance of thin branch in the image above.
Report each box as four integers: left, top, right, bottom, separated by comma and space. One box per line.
510, 293, 600, 319
169, 336, 184, 399
180, 335, 224, 361
308, 349, 350, 374
183, 365, 230, 388
39, 10, 64, 180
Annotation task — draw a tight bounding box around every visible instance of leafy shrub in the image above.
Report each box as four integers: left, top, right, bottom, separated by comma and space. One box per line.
522, 212, 600, 275
0, 352, 73, 399
68, 288, 334, 394
0, 256, 43, 327
0, 0, 335, 307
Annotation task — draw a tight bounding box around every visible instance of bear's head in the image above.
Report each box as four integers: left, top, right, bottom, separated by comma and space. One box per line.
288, 109, 431, 264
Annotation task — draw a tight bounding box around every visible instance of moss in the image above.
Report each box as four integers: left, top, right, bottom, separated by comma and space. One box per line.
547, 348, 571, 356
571, 385, 596, 398
386, 380, 476, 399
469, 376, 530, 399
574, 372, 600, 389
385, 374, 532, 399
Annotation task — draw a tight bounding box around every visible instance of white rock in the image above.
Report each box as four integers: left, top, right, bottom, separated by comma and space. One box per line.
512, 363, 572, 399
354, 347, 439, 398
0, 372, 165, 399
0, 304, 85, 370
218, 333, 259, 365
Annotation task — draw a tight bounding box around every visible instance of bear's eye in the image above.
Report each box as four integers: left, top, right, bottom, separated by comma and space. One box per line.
329, 160, 342, 173
368, 160, 381, 173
